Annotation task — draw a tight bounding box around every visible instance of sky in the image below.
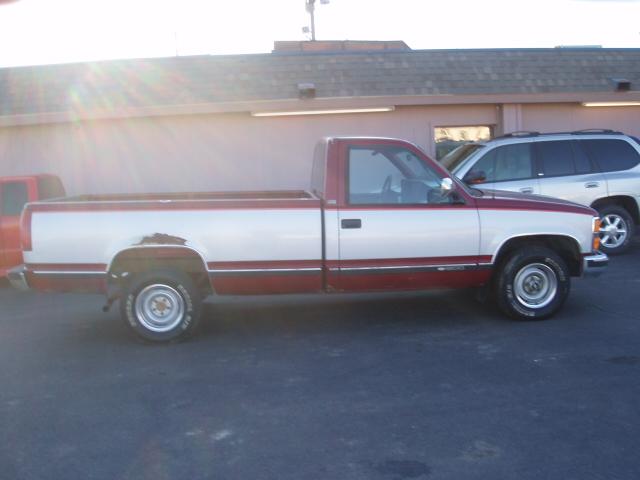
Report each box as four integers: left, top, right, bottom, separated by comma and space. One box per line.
0, 0, 638, 68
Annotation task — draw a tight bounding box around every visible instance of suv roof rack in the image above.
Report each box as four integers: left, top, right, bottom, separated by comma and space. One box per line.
570, 129, 623, 135
496, 131, 540, 139
494, 129, 624, 141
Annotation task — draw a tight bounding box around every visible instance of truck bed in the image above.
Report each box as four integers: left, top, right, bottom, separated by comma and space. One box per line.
23, 187, 324, 295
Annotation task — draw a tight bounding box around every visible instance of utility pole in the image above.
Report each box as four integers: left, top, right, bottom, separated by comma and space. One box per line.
305, 0, 316, 41
304, 0, 329, 41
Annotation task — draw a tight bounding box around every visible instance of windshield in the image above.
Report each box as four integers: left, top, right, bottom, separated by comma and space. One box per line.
440, 143, 485, 172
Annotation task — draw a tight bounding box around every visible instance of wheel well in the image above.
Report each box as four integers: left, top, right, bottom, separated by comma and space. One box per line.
591, 196, 639, 225
108, 247, 212, 297
494, 235, 582, 276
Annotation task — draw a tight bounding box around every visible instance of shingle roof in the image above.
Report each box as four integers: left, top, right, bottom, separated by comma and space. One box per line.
1, 48, 639, 116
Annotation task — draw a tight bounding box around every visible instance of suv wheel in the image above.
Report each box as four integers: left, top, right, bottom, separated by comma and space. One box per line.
495, 246, 570, 320
597, 205, 634, 255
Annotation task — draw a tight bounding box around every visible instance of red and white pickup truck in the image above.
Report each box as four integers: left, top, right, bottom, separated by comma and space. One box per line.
10, 137, 607, 342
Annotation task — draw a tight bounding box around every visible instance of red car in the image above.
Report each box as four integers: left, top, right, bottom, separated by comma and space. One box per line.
0, 174, 64, 277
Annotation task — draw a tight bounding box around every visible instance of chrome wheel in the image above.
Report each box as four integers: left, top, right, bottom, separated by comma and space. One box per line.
134, 284, 185, 333
513, 263, 558, 309
600, 214, 628, 249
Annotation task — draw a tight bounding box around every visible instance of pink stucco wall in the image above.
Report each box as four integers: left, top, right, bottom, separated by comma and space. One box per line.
0, 102, 636, 196
0, 105, 496, 195
521, 104, 640, 137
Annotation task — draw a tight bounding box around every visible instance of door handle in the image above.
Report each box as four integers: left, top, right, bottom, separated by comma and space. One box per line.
341, 219, 362, 229
519, 187, 534, 194
584, 182, 600, 189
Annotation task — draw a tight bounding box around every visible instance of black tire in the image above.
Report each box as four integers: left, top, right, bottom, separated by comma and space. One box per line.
120, 269, 202, 343
495, 246, 570, 321
597, 205, 634, 255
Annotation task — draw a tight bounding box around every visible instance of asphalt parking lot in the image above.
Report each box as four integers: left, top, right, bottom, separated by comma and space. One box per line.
1, 238, 639, 480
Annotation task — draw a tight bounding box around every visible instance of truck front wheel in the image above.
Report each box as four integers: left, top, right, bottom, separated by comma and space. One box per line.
121, 269, 202, 342
495, 246, 570, 320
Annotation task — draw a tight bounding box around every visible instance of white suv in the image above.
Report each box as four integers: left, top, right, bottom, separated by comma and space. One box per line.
443, 130, 640, 254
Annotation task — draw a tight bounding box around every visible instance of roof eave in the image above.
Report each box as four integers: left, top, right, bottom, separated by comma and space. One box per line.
1, 91, 639, 128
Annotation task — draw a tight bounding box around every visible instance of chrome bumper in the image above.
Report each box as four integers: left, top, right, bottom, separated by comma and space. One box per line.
582, 251, 608, 278
8, 265, 30, 291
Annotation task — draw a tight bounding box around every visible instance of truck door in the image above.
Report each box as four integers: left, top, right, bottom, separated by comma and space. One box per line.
334, 141, 485, 292
0, 179, 33, 271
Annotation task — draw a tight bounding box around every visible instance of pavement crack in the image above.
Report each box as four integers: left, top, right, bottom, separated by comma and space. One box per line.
581, 301, 640, 321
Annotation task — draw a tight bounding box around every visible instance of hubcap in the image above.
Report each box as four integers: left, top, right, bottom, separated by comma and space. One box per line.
600, 214, 628, 249
134, 284, 185, 333
513, 263, 558, 309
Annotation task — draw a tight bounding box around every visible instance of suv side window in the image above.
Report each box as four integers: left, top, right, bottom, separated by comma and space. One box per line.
581, 139, 640, 172
467, 148, 497, 182
536, 140, 594, 177
536, 141, 575, 177
571, 141, 593, 174
491, 143, 534, 182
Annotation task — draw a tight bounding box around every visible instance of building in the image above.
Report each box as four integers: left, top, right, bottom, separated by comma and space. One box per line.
0, 41, 639, 195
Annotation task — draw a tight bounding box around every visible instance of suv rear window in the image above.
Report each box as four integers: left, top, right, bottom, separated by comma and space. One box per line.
581, 139, 640, 172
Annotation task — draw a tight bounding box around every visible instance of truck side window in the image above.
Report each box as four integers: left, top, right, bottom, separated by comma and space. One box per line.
1, 182, 29, 216
349, 148, 403, 204
348, 146, 444, 205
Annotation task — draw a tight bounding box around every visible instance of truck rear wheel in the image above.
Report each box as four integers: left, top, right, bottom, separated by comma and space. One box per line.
495, 246, 570, 320
121, 269, 202, 342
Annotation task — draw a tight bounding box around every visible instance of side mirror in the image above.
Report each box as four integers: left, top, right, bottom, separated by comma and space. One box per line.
436, 177, 465, 205
463, 170, 486, 185
440, 177, 454, 195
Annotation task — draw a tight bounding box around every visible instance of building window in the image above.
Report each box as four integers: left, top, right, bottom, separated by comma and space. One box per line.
434, 125, 493, 160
